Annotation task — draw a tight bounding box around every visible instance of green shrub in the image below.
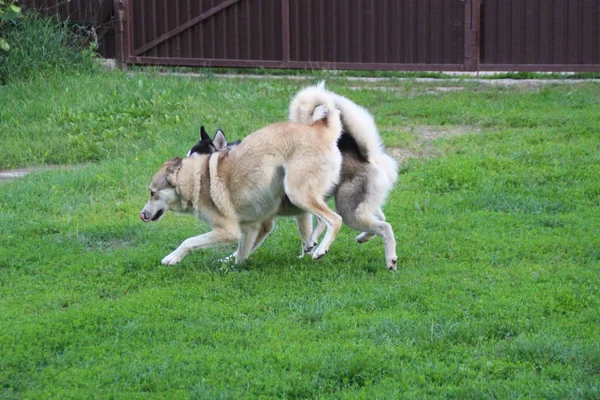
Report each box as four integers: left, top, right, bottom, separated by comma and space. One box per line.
0, 0, 22, 53
0, 10, 98, 84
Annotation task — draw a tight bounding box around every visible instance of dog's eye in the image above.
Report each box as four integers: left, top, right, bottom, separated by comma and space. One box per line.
149, 190, 156, 197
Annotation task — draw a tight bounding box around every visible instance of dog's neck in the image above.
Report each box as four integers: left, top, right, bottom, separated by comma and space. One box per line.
173, 155, 209, 211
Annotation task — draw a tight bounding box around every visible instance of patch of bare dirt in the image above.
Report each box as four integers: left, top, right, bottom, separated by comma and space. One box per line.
0, 165, 78, 181
348, 86, 466, 95
424, 86, 465, 95
388, 148, 418, 165
386, 125, 483, 164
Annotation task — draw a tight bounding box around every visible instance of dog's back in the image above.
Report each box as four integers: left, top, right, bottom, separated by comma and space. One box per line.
216, 120, 341, 210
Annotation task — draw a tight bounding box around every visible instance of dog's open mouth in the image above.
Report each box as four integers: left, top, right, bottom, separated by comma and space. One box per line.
141, 209, 164, 222
151, 209, 164, 221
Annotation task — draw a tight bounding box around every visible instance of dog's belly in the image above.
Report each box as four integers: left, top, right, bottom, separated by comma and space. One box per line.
232, 167, 286, 222
234, 185, 285, 221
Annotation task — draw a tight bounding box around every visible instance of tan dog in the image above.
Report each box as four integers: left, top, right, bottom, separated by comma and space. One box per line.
140, 101, 343, 265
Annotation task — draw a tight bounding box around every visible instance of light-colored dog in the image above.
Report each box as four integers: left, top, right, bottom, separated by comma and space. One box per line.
140, 99, 343, 265
187, 83, 399, 270
290, 82, 399, 270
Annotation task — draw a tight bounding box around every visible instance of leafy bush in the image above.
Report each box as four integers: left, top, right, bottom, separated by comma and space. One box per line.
0, 9, 98, 84
0, 0, 22, 51
0, 0, 21, 24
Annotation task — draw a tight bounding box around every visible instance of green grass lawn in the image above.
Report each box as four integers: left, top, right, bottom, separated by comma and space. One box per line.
1, 71, 599, 398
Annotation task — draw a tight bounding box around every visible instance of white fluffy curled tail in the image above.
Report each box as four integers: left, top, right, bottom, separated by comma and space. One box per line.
290, 82, 385, 161
289, 81, 342, 143
290, 81, 398, 186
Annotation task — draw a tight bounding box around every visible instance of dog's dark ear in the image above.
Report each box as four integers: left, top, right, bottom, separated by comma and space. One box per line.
200, 126, 210, 141
166, 157, 182, 186
213, 129, 228, 151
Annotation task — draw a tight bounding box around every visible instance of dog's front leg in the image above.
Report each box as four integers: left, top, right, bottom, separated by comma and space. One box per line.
235, 223, 263, 264
162, 229, 239, 266
218, 220, 274, 263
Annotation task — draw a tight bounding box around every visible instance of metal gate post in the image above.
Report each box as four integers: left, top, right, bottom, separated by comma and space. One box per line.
464, 0, 481, 72
114, 0, 131, 70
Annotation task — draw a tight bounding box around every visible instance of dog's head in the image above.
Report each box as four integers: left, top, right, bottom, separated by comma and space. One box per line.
187, 126, 237, 157
140, 157, 182, 222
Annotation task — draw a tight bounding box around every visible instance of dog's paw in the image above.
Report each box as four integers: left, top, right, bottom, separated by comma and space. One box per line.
312, 248, 328, 260
387, 257, 398, 271
356, 232, 375, 244
161, 252, 183, 266
303, 245, 315, 254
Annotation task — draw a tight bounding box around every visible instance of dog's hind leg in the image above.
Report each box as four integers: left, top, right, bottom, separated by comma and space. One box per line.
295, 213, 317, 256
355, 208, 387, 244
162, 229, 239, 266
346, 209, 397, 271
355, 231, 375, 243
288, 194, 342, 260
311, 206, 342, 260
284, 157, 343, 259
305, 218, 326, 254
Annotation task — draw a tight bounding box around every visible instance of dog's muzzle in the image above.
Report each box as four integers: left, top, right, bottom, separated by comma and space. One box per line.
140, 209, 163, 222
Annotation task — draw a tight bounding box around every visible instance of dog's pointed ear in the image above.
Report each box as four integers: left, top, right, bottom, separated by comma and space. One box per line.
166, 157, 183, 186
200, 125, 210, 141
213, 129, 228, 151
317, 80, 326, 89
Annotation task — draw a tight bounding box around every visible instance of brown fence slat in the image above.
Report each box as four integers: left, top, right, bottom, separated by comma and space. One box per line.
538, 0, 552, 64
512, 0, 524, 64
498, 0, 511, 64
554, 0, 567, 64
582, 0, 597, 64
463, 0, 480, 70
524, 0, 538, 65
416, 0, 427, 63
281, 0, 290, 63
568, 0, 579, 64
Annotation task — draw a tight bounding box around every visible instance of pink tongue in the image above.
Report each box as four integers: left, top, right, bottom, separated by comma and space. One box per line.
140, 213, 147, 221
